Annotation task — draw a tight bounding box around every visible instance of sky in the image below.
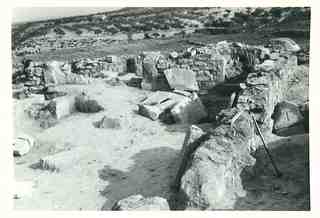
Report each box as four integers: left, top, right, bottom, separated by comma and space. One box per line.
12, 7, 121, 23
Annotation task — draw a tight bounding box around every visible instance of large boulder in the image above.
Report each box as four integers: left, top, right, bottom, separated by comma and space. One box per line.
171, 93, 207, 124
176, 108, 256, 210
164, 68, 199, 92
272, 101, 304, 134
174, 125, 208, 188
138, 91, 184, 121
111, 195, 169, 210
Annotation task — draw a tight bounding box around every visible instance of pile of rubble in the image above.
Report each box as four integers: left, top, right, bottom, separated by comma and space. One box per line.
14, 36, 120, 55
96, 38, 306, 210
12, 60, 46, 96
13, 38, 298, 97
12, 55, 132, 98
71, 56, 127, 78
24, 91, 104, 130
171, 38, 305, 210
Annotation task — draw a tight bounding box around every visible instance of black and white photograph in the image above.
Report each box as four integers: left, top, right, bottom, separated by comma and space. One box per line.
9, 2, 313, 212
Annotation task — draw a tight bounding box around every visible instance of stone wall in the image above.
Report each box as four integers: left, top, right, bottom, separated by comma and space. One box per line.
174, 41, 299, 210
236, 53, 298, 131
12, 55, 130, 94
13, 61, 46, 94
71, 56, 127, 77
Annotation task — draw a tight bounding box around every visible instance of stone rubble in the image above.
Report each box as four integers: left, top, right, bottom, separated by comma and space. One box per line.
111, 194, 170, 210
13, 37, 306, 210
174, 38, 300, 210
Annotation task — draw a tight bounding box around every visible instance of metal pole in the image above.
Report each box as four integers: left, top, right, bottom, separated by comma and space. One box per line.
250, 113, 282, 177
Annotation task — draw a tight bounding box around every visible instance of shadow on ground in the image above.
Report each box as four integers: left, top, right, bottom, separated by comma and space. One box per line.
235, 134, 310, 210
98, 146, 180, 210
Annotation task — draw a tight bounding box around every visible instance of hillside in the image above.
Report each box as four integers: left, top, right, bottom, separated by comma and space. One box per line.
12, 7, 310, 55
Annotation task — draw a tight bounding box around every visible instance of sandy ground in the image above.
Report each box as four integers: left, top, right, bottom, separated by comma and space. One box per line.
13, 80, 309, 210
13, 81, 187, 210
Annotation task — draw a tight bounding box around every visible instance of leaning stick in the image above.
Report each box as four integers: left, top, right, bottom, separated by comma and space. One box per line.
250, 113, 282, 177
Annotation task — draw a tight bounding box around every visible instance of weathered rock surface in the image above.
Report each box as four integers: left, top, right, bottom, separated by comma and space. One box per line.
138, 91, 207, 124
174, 125, 208, 188
272, 101, 304, 134
175, 39, 300, 210
171, 93, 207, 124
176, 108, 256, 210
111, 194, 170, 210
236, 54, 298, 131
138, 91, 185, 121
141, 52, 171, 91
164, 68, 199, 91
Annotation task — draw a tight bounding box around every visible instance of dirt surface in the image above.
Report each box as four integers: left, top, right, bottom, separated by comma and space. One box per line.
13, 80, 310, 210
13, 81, 186, 210
13, 30, 310, 210
235, 133, 309, 210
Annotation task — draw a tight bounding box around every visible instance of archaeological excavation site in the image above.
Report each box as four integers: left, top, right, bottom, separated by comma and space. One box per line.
12, 7, 310, 210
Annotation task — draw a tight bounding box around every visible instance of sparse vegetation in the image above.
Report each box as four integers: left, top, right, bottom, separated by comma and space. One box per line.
12, 7, 310, 51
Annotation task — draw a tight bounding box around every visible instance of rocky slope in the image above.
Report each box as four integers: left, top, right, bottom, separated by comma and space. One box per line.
12, 7, 310, 54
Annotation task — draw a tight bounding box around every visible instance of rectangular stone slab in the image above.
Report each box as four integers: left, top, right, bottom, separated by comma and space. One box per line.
51, 95, 76, 120
164, 68, 199, 92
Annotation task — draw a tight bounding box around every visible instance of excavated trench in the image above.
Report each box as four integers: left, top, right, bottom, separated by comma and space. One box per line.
13, 40, 309, 210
